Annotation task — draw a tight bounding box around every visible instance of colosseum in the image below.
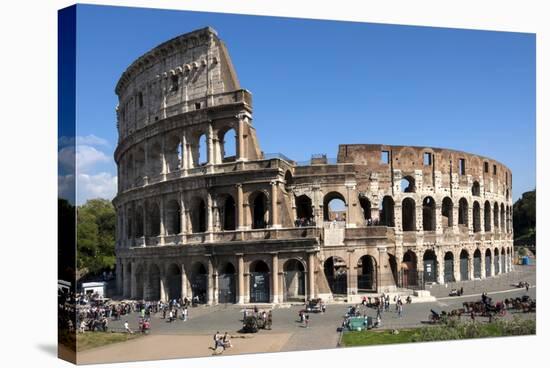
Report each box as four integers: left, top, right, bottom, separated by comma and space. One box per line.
113, 27, 514, 304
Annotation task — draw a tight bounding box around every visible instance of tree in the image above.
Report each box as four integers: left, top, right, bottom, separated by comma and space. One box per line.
513, 189, 536, 246
77, 198, 116, 276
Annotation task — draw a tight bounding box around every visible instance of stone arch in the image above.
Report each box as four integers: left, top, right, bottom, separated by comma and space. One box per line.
165, 133, 183, 173
166, 263, 182, 301
197, 133, 208, 166
191, 261, 208, 304
402, 197, 416, 231
400, 175, 416, 193
134, 263, 145, 299
249, 259, 270, 303
459, 249, 469, 281
147, 264, 161, 301
165, 199, 181, 235
221, 194, 236, 231
135, 147, 145, 180
473, 249, 482, 278
218, 127, 237, 162
126, 207, 133, 239
190, 197, 207, 233
443, 252, 455, 282
295, 194, 313, 224
472, 181, 480, 196
422, 196, 436, 231
148, 141, 163, 176
323, 256, 347, 296
473, 201, 481, 233
494, 248, 500, 275
135, 205, 144, 237
380, 196, 395, 227
250, 191, 269, 229
484, 201, 492, 232
323, 191, 346, 221
218, 261, 236, 303
146, 201, 160, 237
458, 198, 468, 227
423, 249, 438, 283
357, 255, 377, 292
500, 204, 506, 234
441, 197, 453, 228
359, 196, 372, 222
493, 202, 500, 230
284, 170, 293, 192
501, 246, 507, 273
283, 259, 306, 302
125, 154, 134, 187
402, 250, 418, 287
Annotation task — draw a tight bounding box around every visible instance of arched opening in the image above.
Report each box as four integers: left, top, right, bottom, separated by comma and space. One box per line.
284, 171, 293, 192
484, 201, 492, 232
444, 252, 455, 282
359, 196, 372, 222
400, 175, 416, 193
198, 133, 207, 166
283, 259, 306, 302
220, 128, 237, 162
493, 202, 499, 230
473, 201, 481, 233
323, 256, 347, 296
166, 264, 182, 301
494, 248, 500, 275
357, 255, 377, 292
134, 264, 145, 299
135, 206, 144, 238
473, 249, 482, 278
146, 202, 161, 237
165, 134, 183, 173
191, 262, 208, 304
472, 181, 480, 196
323, 192, 346, 222
402, 198, 416, 231
221, 195, 236, 231
401, 250, 418, 287
501, 247, 507, 273
485, 249, 492, 277
124, 262, 132, 297
251, 192, 268, 229
458, 198, 468, 227
190, 198, 207, 233
441, 197, 453, 228
218, 262, 236, 303
379, 196, 395, 227
423, 250, 438, 283
126, 208, 133, 239
500, 204, 505, 235
460, 250, 469, 281
295, 195, 313, 226
126, 155, 134, 188
249, 260, 270, 303
148, 141, 163, 176
165, 200, 181, 235
135, 147, 145, 181
147, 264, 161, 301
422, 197, 436, 231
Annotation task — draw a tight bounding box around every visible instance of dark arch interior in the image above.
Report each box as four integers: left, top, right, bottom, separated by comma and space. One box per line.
250, 260, 269, 273
222, 196, 236, 230
252, 192, 268, 229
323, 192, 346, 221
380, 196, 395, 227
295, 195, 313, 223
402, 198, 416, 231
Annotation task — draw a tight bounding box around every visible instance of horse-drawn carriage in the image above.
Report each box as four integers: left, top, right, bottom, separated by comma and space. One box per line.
305, 298, 324, 313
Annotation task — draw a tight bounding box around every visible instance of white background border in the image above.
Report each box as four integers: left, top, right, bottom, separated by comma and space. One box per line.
0, 1, 546, 367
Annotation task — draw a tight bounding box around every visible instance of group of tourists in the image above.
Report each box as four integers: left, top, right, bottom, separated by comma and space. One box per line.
294, 217, 316, 227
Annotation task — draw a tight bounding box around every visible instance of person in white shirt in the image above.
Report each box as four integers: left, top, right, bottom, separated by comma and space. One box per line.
124, 321, 133, 334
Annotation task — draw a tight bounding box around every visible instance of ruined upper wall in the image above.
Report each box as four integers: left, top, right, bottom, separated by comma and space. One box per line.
337, 144, 512, 195
115, 27, 241, 141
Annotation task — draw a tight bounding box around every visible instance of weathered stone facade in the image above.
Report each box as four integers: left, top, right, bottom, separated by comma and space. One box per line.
113, 27, 514, 304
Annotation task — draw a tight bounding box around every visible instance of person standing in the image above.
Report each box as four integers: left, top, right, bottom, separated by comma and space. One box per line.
304, 313, 310, 328
397, 300, 403, 318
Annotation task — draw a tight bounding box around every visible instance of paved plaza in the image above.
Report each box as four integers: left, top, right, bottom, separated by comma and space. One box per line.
78, 265, 536, 364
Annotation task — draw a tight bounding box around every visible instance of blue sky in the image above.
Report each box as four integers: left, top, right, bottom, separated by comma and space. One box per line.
65, 4, 535, 204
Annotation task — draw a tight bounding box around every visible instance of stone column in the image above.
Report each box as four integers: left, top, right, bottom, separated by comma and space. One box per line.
180, 264, 188, 300
468, 255, 474, 280
236, 184, 244, 230
181, 132, 188, 173
213, 269, 219, 305
271, 253, 279, 303
130, 261, 137, 299
142, 202, 147, 246
436, 251, 444, 284
489, 252, 495, 277
179, 192, 187, 240
270, 181, 280, 228
453, 254, 461, 282
307, 252, 316, 300
415, 198, 423, 232
480, 253, 486, 279
160, 269, 167, 302
452, 203, 459, 234
161, 135, 167, 180
480, 205, 485, 235
467, 202, 474, 234
207, 122, 214, 166
159, 197, 165, 245
207, 192, 213, 233
207, 258, 214, 305
237, 254, 245, 304
435, 204, 443, 235
347, 249, 357, 297
237, 117, 245, 161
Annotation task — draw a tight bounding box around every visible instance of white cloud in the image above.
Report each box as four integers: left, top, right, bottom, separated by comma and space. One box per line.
76, 172, 118, 205
59, 134, 109, 148
58, 174, 75, 202
58, 145, 111, 173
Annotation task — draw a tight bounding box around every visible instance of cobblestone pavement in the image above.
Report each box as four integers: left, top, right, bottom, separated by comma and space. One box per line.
97, 265, 535, 360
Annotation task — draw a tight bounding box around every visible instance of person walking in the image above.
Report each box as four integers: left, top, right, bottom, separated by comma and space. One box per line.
124, 320, 133, 334
304, 313, 310, 328
397, 300, 403, 318
526, 282, 530, 292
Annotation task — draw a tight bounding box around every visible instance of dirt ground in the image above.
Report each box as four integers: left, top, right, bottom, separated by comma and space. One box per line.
77, 332, 293, 364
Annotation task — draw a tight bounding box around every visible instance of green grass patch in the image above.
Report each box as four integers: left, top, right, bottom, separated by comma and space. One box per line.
76, 332, 141, 351
341, 318, 535, 347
